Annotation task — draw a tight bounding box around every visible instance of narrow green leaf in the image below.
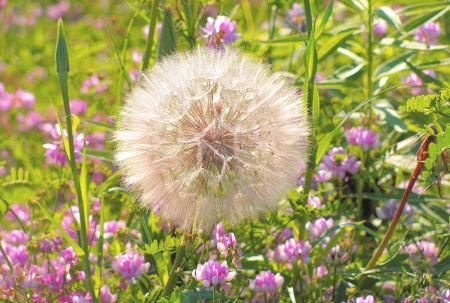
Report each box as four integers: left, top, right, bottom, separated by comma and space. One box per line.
403, 6, 450, 32
152, 252, 170, 285
297, 28, 360, 78
436, 135, 443, 155
312, 81, 319, 125
158, 6, 177, 60
338, 0, 365, 16
378, 38, 449, 50
375, 6, 404, 34
36, 202, 85, 257
443, 125, 450, 147
94, 194, 105, 297
428, 142, 437, 162
403, 60, 442, 86
316, 128, 341, 165
86, 149, 113, 162
303, 27, 317, 80
80, 140, 89, 233
315, 0, 334, 39
10, 168, 16, 181
425, 158, 433, 170
51, 103, 71, 162
373, 51, 414, 79
56, 19, 69, 74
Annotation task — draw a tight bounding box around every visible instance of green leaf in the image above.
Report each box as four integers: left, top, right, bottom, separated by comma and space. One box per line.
443, 125, 450, 147
158, 6, 177, 59
303, 27, 317, 80
373, 51, 414, 79
36, 202, 85, 257
403, 6, 450, 32
86, 149, 113, 162
403, 60, 442, 86
55, 19, 69, 74
80, 140, 89, 233
373, 100, 407, 133
245, 36, 308, 44
316, 128, 341, 165
297, 28, 360, 78
428, 142, 437, 162
315, 0, 334, 40
435, 256, 450, 274
338, 0, 365, 16
378, 38, 449, 51
399, 95, 433, 113
425, 158, 433, 170
50, 102, 71, 162
153, 252, 170, 285
108, 239, 121, 258
375, 6, 404, 34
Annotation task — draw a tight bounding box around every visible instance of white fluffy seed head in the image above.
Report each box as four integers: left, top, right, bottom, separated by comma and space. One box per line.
115, 48, 309, 232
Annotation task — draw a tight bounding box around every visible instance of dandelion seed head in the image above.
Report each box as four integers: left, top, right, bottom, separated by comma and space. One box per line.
115, 48, 309, 232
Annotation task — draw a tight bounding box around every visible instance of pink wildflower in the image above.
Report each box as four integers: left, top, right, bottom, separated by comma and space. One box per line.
200, 16, 241, 47
413, 21, 442, 45
192, 260, 236, 290
249, 270, 284, 302
111, 252, 150, 285
346, 126, 381, 151
100, 285, 118, 303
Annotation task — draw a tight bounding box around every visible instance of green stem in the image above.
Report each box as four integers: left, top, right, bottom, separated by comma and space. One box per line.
364, 162, 424, 271
301, 0, 318, 213
142, 0, 160, 71
213, 285, 216, 303
366, 0, 373, 100
0, 241, 13, 273
303, 0, 313, 38
58, 73, 97, 302
0, 194, 27, 233
162, 237, 186, 296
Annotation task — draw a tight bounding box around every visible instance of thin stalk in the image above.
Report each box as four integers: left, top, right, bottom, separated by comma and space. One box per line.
0, 194, 27, 233
56, 20, 96, 301
366, 0, 374, 100
213, 285, 216, 303
142, 0, 160, 71
300, 0, 318, 239
303, 0, 313, 38
58, 73, 96, 302
0, 241, 13, 273
162, 237, 186, 296
364, 162, 424, 271
332, 265, 337, 301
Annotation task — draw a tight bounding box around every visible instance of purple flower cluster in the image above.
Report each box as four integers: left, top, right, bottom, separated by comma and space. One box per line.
192, 260, 236, 290
373, 18, 389, 38
376, 200, 414, 224
317, 147, 361, 181
81, 73, 109, 95
405, 240, 438, 271
305, 217, 334, 241
249, 270, 284, 302
413, 21, 442, 45
0, 83, 35, 111
111, 252, 150, 285
346, 126, 381, 151
344, 295, 375, 303
285, 3, 307, 33
0, 201, 148, 302
402, 70, 437, 95
200, 16, 241, 48
267, 238, 311, 265
43, 124, 86, 166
